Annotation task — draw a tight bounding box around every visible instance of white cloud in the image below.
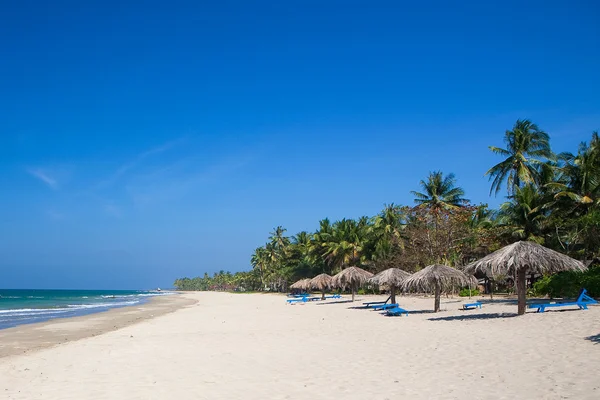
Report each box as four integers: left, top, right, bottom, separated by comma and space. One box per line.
95, 137, 186, 190
27, 168, 58, 189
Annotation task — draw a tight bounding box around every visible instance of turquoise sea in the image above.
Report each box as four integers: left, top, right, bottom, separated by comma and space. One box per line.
0, 289, 172, 330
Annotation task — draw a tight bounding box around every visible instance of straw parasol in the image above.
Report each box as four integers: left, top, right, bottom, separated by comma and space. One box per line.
403, 264, 476, 312
368, 268, 411, 304
331, 266, 374, 302
308, 273, 333, 300
290, 278, 311, 292
464, 241, 587, 315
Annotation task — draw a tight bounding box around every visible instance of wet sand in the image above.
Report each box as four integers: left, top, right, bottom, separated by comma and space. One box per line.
0, 294, 196, 358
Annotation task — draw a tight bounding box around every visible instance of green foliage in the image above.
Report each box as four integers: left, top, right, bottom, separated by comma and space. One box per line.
458, 288, 480, 297
532, 266, 600, 298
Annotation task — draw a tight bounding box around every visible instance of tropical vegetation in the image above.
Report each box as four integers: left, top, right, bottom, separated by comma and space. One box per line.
174, 122, 600, 294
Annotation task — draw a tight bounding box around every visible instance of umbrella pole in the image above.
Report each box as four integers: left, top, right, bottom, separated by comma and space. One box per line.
390, 286, 396, 304
517, 269, 527, 315
352, 283, 356, 302
434, 283, 441, 312
321, 290, 325, 300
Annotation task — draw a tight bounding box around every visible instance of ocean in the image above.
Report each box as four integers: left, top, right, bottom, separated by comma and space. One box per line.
0, 289, 172, 330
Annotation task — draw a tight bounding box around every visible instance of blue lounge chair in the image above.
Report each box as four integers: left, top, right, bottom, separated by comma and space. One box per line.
529, 288, 598, 313
363, 296, 391, 308
373, 303, 399, 311
385, 306, 409, 317
462, 301, 482, 310
325, 294, 342, 299
287, 296, 321, 304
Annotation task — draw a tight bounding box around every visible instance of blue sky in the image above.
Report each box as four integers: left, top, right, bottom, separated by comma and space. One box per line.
1, 1, 599, 289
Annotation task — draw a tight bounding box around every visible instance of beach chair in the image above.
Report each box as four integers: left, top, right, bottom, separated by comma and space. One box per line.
325, 294, 342, 299
363, 296, 391, 308
287, 293, 309, 298
372, 303, 399, 311
287, 296, 321, 304
528, 288, 598, 313
385, 306, 409, 317
462, 301, 482, 310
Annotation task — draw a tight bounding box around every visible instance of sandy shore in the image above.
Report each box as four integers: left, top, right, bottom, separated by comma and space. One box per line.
0, 294, 197, 358
1, 292, 599, 399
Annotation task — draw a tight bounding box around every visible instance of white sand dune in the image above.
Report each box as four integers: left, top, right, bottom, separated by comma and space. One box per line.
1, 292, 599, 399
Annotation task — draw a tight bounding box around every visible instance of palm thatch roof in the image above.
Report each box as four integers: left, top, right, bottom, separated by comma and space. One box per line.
308, 273, 333, 291
290, 278, 311, 290
368, 268, 411, 287
331, 266, 374, 288
403, 264, 476, 293
464, 241, 586, 276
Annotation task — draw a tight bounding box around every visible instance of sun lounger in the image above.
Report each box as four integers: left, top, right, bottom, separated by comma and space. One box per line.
385, 306, 409, 317
363, 296, 391, 307
286, 296, 321, 303
528, 288, 598, 313
462, 301, 482, 310
372, 303, 399, 311
325, 294, 342, 299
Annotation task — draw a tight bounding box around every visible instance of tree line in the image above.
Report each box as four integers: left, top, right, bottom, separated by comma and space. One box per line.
174, 120, 600, 292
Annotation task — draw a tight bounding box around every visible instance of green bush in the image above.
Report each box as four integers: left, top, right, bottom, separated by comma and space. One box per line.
532, 266, 600, 298
357, 288, 366, 295
458, 288, 480, 297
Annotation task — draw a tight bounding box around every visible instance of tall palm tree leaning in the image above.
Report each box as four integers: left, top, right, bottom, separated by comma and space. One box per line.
411, 171, 468, 209
486, 119, 554, 196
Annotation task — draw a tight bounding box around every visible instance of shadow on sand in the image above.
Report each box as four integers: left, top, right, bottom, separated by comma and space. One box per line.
584, 334, 600, 344
428, 312, 518, 321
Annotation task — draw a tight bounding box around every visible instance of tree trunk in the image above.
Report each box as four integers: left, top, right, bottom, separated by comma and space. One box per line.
321, 290, 325, 300
517, 269, 527, 315
434, 284, 441, 312
391, 286, 396, 304
352, 284, 356, 302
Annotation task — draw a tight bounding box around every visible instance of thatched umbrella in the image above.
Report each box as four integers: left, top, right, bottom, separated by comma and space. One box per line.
308, 273, 333, 300
403, 264, 476, 312
464, 241, 586, 315
368, 268, 411, 304
331, 266, 374, 302
290, 278, 311, 292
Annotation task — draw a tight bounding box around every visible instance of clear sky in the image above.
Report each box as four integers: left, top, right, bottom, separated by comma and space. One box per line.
1, 1, 599, 289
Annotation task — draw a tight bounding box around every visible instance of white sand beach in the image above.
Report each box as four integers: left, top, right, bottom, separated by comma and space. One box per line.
1, 292, 599, 400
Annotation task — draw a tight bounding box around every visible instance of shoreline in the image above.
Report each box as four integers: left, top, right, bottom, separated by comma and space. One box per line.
0, 294, 197, 358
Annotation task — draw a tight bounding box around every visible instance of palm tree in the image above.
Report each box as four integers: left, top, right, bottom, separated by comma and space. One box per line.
269, 226, 290, 253
372, 203, 405, 241
323, 218, 371, 273
486, 119, 553, 196
411, 171, 468, 209
552, 132, 600, 211
370, 204, 406, 270
250, 246, 270, 289
498, 184, 550, 243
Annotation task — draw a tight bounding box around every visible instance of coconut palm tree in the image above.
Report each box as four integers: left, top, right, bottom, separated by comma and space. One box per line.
372, 203, 405, 241
411, 171, 468, 209
250, 246, 270, 289
269, 226, 290, 253
552, 132, 600, 211
323, 218, 371, 273
498, 184, 551, 243
486, 119, 554, 196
